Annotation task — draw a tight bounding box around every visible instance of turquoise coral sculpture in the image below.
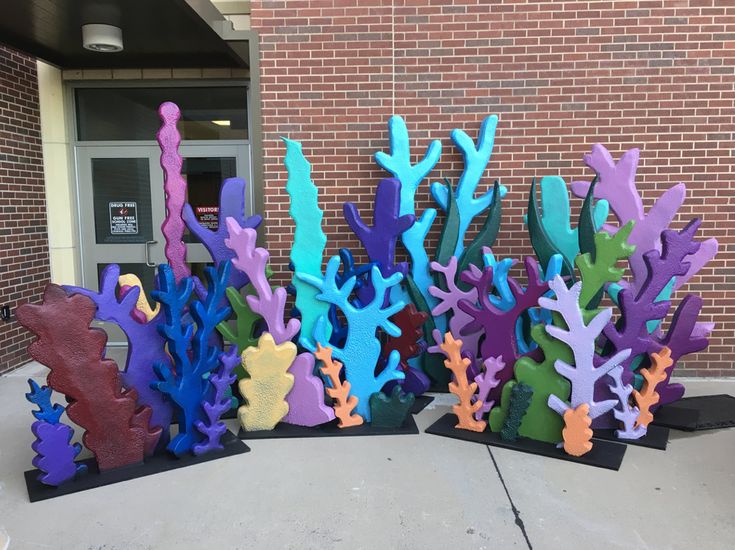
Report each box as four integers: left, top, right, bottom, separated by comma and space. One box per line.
298, 258, 406, 421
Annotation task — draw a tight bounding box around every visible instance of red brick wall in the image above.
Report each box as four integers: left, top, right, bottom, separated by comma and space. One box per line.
0, 45, 50, 373
251, 1, 735, 376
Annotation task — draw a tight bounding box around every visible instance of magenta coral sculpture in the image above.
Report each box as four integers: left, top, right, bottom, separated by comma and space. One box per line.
457, 256, 550, 402
157, 101, 190, 282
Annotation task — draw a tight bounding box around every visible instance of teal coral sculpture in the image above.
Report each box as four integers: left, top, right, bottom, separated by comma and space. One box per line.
283, 137, 331, 344
370, 386, 416, 428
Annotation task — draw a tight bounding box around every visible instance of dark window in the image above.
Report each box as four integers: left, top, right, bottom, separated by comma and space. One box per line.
76, 87, 248, 141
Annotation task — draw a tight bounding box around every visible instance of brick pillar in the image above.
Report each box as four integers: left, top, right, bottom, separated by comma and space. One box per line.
0, 45, 51, 373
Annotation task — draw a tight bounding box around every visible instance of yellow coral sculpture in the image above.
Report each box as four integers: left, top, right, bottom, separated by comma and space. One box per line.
118, 273, 160, 321
238, 332, 295, 431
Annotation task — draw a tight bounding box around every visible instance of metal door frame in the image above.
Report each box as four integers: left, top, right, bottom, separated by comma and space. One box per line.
74, 141, 251, 291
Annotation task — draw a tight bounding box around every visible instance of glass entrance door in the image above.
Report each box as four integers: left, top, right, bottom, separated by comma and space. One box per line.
76, 142, 250, 342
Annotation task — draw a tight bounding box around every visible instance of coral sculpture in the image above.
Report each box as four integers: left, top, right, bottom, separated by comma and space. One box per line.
193, 346, 239, 455
238, 333, 296, 432
298, 258, 406, 420
315, 343, 363, 428
438, 332, 486, 432
17, 285, 160, 471
152, 263, 231, 456
284, 137, 331, 344
633, 347, 673, 429
26, 380, 86, 486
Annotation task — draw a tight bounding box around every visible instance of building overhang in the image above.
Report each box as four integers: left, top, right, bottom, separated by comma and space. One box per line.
0, 0, 248, 68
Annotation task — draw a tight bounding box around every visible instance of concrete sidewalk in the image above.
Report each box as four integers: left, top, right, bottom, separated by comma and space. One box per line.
1, 362, 733, 549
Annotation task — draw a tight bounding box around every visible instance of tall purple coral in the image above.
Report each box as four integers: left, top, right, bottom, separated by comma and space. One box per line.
184, 179, 263, 297
343, 178, 415, 302
604, 220, 703, 381
193, 345, 239, 455
651, 294, 711, 408
157, 101, 190, 282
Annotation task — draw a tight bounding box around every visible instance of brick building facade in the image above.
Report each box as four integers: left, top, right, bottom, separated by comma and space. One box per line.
251, 1, 735, 376
0, 45, 51, 372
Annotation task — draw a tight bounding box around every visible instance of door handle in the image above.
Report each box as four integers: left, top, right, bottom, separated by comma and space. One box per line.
145, 240, 158, 267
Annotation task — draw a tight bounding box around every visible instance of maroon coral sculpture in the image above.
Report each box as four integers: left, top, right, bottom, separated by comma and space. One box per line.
457, 257, 550, 402
17, 285, 161, 471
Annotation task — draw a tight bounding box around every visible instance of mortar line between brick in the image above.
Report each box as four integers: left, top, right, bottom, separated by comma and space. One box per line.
487, 445, 533, 549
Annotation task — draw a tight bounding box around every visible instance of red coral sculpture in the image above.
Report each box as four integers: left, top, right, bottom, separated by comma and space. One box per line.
17, 285, 161, 471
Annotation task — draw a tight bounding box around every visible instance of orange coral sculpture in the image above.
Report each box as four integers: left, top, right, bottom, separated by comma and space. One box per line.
562, 403, 593, 456
315, 343, 364, 428
440, 332, 486, 432
633, 346, 672, 429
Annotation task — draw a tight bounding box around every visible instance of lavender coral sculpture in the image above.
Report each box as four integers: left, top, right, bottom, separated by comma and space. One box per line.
571, 144, 718, 293
26, 380, 86, 486
343, 178, 415, 303
544, 276, 632, 421
473, 356, 504, 421
298, 257, 406, 420
225, 217, 333, 426
152, 262, 231, 456
607, 366, 646, 440
157, 101, 190, 282
430, 115, 507, 257
193, 346, 239, 455
64, 264, 173, 443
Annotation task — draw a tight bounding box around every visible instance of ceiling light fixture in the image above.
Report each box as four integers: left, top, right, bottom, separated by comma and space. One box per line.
82, 24, 124, 53
211, 120, 231, 127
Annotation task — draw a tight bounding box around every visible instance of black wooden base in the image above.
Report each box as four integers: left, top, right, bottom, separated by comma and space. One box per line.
411, 395, 434, 414
653, 394, 735, 431
425, 413, 627, 470
238, 414, 419, 440
25, 431, 250, 502
593, 424, 670, 450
